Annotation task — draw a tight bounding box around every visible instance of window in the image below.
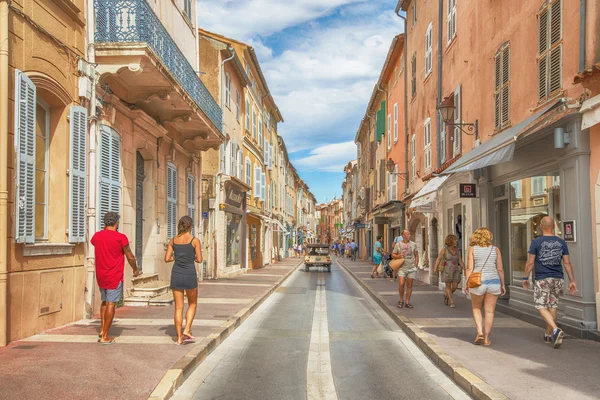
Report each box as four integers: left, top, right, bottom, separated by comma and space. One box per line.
411, 53, 417, 98
258, 117, 263, 148
412, 2, 417, 27
394, 67, 398, 85
494, 43, 510, 130
531, 177, 546, 196
510, 181, 522, 199
238, 149, 243, 179
224, 72, 231, 109
387, 114, 392, 149
411, 134, 416, 181
183, 0, 192, 20
425, 23, 433, 76
187, 174, 195, 234
387, 165, 398, 201
166, 163, 177, 240
246, 99, 251, 132
236, 90, 241, 121
440, 122, 447, 164
254, 164, 260, 198
447, 0, 456, 42
452, 84, 462, 157
393, 103, 398, 142
98, 125, 121, 231
400, 53, 405, 74
252, 108, 257, 139
229, 142, 236, 176
424, 118, 432, 172
246, 157, 251, 186
357, 142, 361, 157
538, 0, 562, 101
35, 99, 49, 240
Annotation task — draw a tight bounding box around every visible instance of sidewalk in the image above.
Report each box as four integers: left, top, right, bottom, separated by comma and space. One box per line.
0, 258, 303, 400
337, 257, 600, 400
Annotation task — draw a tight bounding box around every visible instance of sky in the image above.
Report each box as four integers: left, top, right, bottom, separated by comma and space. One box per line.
198, 0, 404, 204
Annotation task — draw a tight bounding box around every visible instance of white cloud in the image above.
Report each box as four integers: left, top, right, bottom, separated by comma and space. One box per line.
293, 141, 357, 172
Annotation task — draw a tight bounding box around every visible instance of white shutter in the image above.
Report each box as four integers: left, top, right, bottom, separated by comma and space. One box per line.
98, 125, 121, 230
453, 84, 461, 156
238, 149, 243, 179
69, 106, 88, 242
187, 174, 195, 235
261, 172, 266, 201
386, 172, 391, 200
392, 166, 398, 201
393, 104, 398, 142
254, 164, 260, 198
387, 114, 392, 149
14, 70, 36, 243
269, 144, 273, 170
166, 163, 177, 240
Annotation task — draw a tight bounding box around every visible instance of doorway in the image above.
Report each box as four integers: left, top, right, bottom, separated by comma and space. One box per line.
135, 151, 145, 272
494, 198, 510, 297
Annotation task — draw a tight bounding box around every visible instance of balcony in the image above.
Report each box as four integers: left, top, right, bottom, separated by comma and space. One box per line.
94, 0, 223, 149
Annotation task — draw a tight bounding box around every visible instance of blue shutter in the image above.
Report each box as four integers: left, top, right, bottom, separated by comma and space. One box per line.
14, 70, 36, 243
69, 106, 88, 242
167, 163, 177, 240
98, 125, 121, 230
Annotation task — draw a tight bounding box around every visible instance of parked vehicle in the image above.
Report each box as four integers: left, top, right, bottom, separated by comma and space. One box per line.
304, 243, 331, 273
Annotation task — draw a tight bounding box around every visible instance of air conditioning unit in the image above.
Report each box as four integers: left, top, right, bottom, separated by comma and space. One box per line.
78, 76, 92, 101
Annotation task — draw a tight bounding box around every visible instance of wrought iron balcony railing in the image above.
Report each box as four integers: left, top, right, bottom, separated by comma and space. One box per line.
95, 0, 222, 132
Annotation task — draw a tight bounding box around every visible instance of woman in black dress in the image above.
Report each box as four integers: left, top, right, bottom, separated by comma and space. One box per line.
164, 216, 203, 345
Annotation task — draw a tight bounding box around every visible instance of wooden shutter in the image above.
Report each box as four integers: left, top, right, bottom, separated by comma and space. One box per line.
69, 106, 88, 242
549, 45, 561, 95
14, 70, 36, 243
494, 45, 510, 130
379, 159, 385, 193
98, 125, 121, 230
166, 163, 177, 240
453, 84, 461, 156
538, 0, 562, 101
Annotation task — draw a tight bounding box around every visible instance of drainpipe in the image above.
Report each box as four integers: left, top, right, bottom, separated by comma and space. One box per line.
437, 0, 443, 169
211, 47, 235, 278
0, 0, 10, 346
395, 8, 409, 230
579, 0, 587, 73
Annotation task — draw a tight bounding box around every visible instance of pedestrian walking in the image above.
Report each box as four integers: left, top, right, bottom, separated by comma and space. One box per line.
394, 229, 418, 308
371, 235, 384, 278
522, 216, 577, 348
435, 234, 465, 308
298, 243, 303, 257
164, 216, 203, 345
293, 243, 298, 258
463, 228, 505, 346
350, 239, 357, 261
91, 212, 140, 344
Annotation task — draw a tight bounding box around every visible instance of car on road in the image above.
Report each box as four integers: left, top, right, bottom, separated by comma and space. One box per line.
304, 243, 331, 272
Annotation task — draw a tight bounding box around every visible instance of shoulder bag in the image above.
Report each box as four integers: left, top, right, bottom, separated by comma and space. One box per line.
468, 247, 494, 289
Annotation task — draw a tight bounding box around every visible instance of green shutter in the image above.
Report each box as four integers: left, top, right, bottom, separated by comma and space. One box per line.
14, 70, 36, 243
69, 106, 88, 243
376, 101, 387, 142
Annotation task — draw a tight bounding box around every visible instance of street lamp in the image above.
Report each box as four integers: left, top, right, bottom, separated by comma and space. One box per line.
437, 96, 478, 139
386, 158, 409, 179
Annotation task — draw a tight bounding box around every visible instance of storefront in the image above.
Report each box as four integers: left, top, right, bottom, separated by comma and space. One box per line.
441, 101, 596, 335
219, 178, 250, 276
246, 208, 264, 269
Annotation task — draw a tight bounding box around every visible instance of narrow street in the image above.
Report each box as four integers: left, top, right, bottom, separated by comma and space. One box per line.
172, 258, 468, 400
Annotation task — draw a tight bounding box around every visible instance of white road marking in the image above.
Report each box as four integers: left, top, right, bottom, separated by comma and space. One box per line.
338, 265, 470, 400
306, 273, 338, 400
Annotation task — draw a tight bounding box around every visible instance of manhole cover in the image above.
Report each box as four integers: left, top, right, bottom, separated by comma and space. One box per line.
12, 345, 37, 350
276, 287, 307, 294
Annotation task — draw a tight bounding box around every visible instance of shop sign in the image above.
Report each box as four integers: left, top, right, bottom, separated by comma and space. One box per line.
202, 212, 209, 219
225, 186, 244, 208
355, 223, 367, 228
459, 183, 477, 198
563, 220, 576, 242
414, 202, 434, 213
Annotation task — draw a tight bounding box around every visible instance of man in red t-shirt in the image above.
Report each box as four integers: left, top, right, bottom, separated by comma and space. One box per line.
91, 211, 140, 344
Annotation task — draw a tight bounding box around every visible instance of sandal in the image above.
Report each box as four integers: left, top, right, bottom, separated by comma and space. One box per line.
405, 303, 414, 308
450, 303, 456, 308
444, 295, 449, 306
397, 301, 404, 308
371, 274, 374, 279
474, 335, 484, 345
183, 333, 196, 343
484, 340, 492, 346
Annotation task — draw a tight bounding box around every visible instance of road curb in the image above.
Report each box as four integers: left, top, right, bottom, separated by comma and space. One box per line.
148, 260, 304, 400
337, 258, 509, 400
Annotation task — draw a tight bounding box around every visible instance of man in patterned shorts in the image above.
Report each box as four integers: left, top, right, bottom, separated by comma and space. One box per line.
523, 216, 577, 349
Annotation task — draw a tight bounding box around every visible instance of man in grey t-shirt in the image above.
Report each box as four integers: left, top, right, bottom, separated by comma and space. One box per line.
392, 229, 419, 308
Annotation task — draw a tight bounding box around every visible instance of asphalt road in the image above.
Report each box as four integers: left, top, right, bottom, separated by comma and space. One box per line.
172, 258, 470, 400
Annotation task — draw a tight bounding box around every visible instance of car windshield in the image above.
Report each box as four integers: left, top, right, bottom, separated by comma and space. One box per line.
308, 247, 329, 255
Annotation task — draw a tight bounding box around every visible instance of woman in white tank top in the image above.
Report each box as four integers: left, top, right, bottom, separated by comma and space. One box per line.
463, 227, 506, 346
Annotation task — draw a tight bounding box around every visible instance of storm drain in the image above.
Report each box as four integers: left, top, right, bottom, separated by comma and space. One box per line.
276, 287, 307, 294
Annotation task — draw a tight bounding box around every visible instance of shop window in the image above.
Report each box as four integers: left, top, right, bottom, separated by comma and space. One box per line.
166, 163, 177, 240
226, 213, 243, 267
538, 0, 562, 101
494, 43, 511, 130
509, 173, 560, 286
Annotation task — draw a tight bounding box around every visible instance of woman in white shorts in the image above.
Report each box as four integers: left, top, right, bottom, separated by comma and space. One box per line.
463, 228, 506, 346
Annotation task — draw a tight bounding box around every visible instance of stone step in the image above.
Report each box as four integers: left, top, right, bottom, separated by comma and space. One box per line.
148, 293, 174, 306
123, 296, 150, 307
131, 273, 160, 286
129, 280, 170, 298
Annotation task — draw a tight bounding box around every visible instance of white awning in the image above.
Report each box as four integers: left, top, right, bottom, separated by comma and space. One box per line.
443, 100, 560, 175
581, 94, 600, 130
273, 220, 288, 233
410, 175, 449, 208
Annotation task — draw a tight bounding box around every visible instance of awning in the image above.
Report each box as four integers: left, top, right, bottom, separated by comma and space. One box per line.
581, 94, 600, 130
273, 220, 288, 234
410, 175, 449, 208
443, 101, 561, 174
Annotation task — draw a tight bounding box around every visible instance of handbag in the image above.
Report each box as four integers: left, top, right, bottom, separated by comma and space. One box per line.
468, 247, 494, 288
377, 262, 384, 275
